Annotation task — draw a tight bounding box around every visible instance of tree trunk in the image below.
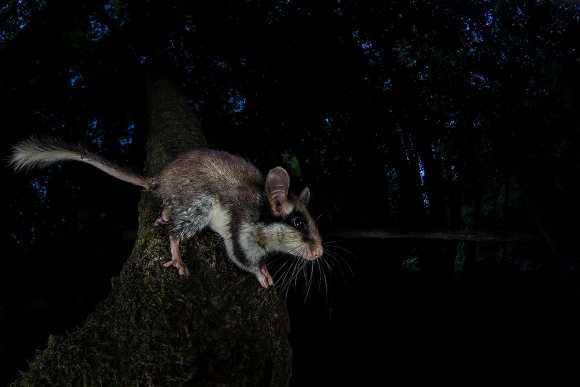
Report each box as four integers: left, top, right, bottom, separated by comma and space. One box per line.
13, 68, 292, 386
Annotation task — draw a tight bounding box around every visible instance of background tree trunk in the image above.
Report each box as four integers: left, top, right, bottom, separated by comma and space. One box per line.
13, 68, 292, 387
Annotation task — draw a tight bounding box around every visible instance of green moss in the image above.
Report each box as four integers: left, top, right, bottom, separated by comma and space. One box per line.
13, 196, 291, 386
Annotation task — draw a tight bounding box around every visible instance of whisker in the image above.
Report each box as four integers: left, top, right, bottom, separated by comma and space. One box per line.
302, 263, 311, 302
323, 241, 358, 260
323, 247, 355, 277
268, 238, 356, 309
278, 258, 298, 298
272, 257, 294, 279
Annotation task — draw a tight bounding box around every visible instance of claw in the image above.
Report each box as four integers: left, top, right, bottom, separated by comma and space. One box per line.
164, 258, 190, 277
163, 235, 190, 277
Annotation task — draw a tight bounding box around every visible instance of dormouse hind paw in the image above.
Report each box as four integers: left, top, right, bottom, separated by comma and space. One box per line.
154, 208, 172, 227
154, 217, 169, 227
164, 258, 190, 277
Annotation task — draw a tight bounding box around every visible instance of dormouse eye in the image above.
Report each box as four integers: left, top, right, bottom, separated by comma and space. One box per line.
292, 216, 305, 230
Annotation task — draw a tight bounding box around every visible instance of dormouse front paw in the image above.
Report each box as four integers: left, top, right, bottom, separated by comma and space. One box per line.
257, 263, 274, 289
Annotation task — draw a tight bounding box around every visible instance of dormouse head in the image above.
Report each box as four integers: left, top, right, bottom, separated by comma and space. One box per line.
263, 167, 323, 260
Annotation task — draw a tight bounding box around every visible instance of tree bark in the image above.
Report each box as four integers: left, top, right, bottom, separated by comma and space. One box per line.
13, 68, 292, 386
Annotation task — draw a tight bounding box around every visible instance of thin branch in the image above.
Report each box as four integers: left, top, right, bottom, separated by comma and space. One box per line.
325, 227, 538, 242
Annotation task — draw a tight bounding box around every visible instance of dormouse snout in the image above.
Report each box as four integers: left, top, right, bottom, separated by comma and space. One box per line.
307, 244, 324, 260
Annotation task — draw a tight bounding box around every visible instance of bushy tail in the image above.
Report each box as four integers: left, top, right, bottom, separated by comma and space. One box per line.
9, 136, 149, 189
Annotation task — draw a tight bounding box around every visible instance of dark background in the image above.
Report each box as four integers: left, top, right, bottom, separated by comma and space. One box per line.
2, 1, 580, 386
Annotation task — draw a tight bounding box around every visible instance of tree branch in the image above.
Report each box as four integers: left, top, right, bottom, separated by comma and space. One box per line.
325, 227, 538, 242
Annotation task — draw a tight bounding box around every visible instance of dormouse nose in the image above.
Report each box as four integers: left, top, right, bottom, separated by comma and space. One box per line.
311, 245, 324, 259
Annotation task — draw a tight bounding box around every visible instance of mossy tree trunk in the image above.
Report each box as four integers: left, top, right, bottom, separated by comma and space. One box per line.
13, 68, 292, 387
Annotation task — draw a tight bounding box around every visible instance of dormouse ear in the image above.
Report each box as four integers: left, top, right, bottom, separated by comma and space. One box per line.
266, 167, 290, 216
299, 187, 310, 206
